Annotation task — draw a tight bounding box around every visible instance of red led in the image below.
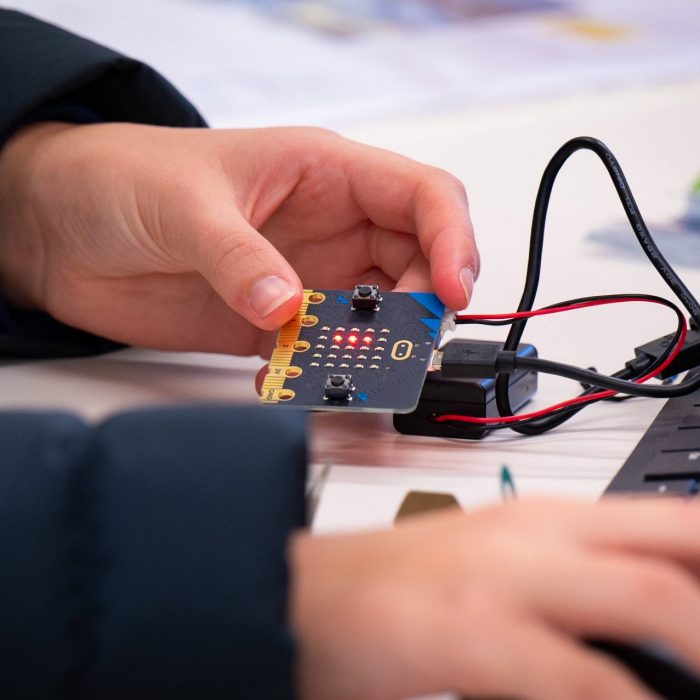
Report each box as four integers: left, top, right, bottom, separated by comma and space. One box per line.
333, 334, 343, 343
362, 335, 372, 344
348, 334, 359, 344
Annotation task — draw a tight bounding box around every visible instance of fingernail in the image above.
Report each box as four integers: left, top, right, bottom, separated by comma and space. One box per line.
460, 266, 475, 306
249, 275, 296, 318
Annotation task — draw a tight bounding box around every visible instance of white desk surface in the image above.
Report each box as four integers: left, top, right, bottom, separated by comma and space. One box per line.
2, 78, 699, 533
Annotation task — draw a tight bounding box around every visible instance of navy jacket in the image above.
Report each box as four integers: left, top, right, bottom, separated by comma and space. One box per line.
0, 10, 306, 698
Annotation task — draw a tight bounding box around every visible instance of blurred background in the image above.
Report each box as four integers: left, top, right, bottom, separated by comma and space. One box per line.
16, 0, 700, 128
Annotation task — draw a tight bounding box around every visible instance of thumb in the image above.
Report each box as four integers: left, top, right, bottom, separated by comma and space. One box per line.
198, 216, 302, 330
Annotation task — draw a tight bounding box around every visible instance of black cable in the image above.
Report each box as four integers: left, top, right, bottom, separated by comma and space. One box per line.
483, 332, 683, 431
453, 292, 685, 431
494, 137, 700, 435
438, 339, 683, 432
436, 366, 637, 433
511, 354, 700, 398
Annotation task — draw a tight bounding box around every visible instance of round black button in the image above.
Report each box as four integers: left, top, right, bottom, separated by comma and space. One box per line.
357, 285, 372, 297
330, 375, 345, 386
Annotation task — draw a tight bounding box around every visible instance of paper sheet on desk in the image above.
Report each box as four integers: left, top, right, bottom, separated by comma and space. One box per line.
20, 0, 700, 127
589, 220, 700, 267
589, 187, 700, 266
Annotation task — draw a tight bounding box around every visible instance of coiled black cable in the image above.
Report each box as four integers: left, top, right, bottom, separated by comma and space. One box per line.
494, 137, 700, 435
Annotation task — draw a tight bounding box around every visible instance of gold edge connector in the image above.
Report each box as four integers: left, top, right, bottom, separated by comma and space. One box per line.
260, 290, 315, 403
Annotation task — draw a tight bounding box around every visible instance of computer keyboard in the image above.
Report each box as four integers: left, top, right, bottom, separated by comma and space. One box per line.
602, 372, 700, 695
605, 370, 700, 496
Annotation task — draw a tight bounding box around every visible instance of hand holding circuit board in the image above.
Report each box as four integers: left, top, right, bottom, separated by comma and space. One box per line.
259, 285, 452, 412
0, 125, 478, 359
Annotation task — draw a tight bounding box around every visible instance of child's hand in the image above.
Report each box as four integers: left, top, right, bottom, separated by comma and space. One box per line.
292, 497, 700, 700
0, 123, 477, 356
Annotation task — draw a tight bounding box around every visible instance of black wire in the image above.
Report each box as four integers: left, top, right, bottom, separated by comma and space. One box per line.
453, 292, 684, 429
579, 368, 633, 401
501, 297, 684, 428
436, 366, 637, 433
493, 136, 700, 435
464, 310, 683, 430
514, 355, 699, 398
474, 326, 682, 431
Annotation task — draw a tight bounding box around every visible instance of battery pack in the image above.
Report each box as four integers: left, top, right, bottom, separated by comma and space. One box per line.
393, 342, 538, 439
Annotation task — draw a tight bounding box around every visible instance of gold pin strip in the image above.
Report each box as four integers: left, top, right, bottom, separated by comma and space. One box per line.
260, 290, 314, 403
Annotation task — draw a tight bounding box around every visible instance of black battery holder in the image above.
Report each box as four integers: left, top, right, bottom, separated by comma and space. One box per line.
393, 341, 538, 439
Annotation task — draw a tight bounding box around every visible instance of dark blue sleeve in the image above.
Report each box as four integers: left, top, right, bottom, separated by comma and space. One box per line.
0, 13, 307, 697
0, 9, 206, 139
0, 405, 307, 699
0, 9, 207, 358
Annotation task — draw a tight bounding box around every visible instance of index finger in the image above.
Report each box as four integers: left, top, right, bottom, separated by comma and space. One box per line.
518, 497, 700, 570
583, 498, 700, 567
340, 139, 479, 311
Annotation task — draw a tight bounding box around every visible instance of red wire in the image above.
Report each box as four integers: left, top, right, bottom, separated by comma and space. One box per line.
455, 296, 673, 322
437, 297, 687, 425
